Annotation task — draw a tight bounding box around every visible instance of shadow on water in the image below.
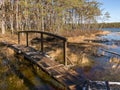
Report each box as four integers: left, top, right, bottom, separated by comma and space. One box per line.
9, 57, 56, 90
7, 59, 36, 90
0, 46, 56, 90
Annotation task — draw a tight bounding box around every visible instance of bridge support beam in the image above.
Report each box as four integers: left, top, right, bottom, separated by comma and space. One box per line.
63, 41, 67, 66
41, 33, 44, 53
26, 32, 29, 47
18, 33, 20, 44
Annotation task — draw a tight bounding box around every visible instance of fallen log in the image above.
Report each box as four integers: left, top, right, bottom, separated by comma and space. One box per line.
101, 49, 120, 56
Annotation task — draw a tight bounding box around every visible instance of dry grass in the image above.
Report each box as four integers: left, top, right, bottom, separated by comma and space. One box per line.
0, 33, 18, 44
48, 48, 62, 59
60, 29, 110, 37
64, 30, 110, 43
0, 30, 107, 66
0, 33, 40, 46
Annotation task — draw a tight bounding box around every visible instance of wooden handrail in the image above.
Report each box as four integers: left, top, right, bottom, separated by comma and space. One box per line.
18, 31, 67, 41
18, 30, 68, 66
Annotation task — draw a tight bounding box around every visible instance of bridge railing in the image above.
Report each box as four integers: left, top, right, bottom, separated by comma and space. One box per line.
18, 31, 68, 66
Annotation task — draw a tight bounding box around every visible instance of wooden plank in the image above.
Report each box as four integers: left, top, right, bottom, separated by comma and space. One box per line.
41, 57, 60, 66
47, 69, 61, 76
54, 67, 67, 75
54, 74, 65, 78
46, 64, 63, 70
38, 61, 50, 68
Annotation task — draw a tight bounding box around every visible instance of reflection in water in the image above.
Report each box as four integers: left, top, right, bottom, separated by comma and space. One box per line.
101, 32, 120, 41
76, 32, 120, 81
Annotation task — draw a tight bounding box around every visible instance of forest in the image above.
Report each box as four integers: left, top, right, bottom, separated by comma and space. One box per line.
98, 22, 120, 28
0, 1, 120, 90
0, 0, 109, 35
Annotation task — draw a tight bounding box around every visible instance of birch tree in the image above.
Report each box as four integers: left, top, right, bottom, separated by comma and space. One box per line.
0, 0, 104, 34
1, 0, 5, 34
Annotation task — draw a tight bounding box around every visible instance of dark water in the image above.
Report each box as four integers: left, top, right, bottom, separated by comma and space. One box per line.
0, 47, 56, 90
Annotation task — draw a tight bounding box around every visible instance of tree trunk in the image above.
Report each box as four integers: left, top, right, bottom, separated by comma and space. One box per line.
10, 15, 14, 34
41, 4, 44, 31
1, 17, 5, 34
1, 1, 5, 34
16, 0, 19, 31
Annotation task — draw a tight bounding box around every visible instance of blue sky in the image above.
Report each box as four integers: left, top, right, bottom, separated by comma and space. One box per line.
98, 0, 120, 23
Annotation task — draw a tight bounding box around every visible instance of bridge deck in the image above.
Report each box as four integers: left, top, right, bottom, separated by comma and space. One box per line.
1, 41, 113, 90
2, 42, 86, 89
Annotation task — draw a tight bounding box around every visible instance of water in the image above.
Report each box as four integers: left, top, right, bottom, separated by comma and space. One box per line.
101, 28, 120, 54
78, 28, 120, 81
101, 32, 120, 41
96, 28, 120, 81
101, 28, 120, 41
102, 28, 120, 32
0, 46, 56, 90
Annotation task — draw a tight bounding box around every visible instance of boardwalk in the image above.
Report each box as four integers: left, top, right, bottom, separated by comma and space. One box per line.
1, 31, 119, 90
2, 42, 86, 90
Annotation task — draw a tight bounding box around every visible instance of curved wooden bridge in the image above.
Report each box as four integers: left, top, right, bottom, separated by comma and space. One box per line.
1, 31, 117, 90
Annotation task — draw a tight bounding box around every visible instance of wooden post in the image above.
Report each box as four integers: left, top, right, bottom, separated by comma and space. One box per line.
18, 32, 20, 44
105, 81, 110, 90
41, 32, 43, 53
63, 40, 67, 66
26, 32, 29, 47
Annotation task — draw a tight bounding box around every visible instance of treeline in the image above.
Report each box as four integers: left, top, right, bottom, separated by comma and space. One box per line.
98, 22, 120, 28
0, 0, 104, 34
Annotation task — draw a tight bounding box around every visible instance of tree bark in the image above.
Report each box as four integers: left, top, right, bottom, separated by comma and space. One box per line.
1, 1, 5, 34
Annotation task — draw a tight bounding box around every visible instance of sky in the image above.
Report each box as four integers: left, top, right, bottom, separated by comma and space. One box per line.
98, 0, 120, 23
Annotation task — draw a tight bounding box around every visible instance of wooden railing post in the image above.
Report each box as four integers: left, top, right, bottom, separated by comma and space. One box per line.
105, 81, 110, 90
63, 40, 67, 66
18, 32, 20, 44
41, 32, 43, 53
26, 32, 29, 47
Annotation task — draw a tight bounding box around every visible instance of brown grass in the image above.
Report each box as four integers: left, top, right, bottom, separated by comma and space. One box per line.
0, 33, 18, 44
63, 30, 110, 43
0, 30, 107, 66
61, 30, 107, 37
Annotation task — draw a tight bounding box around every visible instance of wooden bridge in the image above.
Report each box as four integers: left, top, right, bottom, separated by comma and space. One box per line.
1, 31, 117, 90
